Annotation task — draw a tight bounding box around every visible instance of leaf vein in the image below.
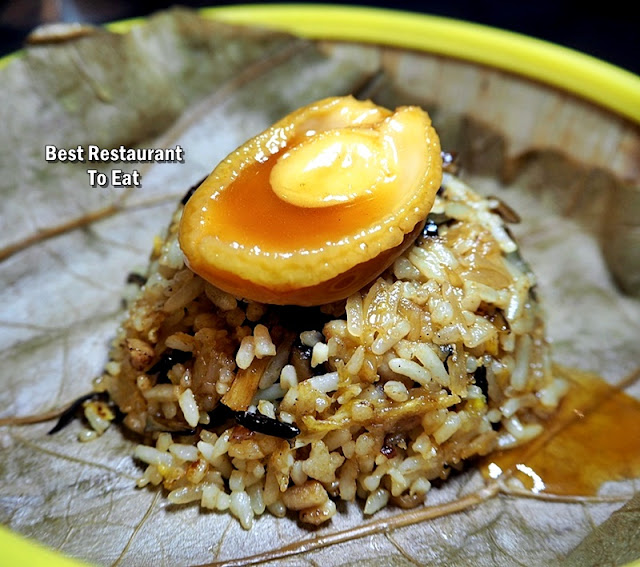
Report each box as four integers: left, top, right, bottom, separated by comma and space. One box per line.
111, 490, 161, 567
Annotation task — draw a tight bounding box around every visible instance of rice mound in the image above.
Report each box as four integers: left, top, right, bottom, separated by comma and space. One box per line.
94, 172, 567, 528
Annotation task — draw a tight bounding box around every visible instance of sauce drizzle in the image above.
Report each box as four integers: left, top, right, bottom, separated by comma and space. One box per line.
483, 365, 640, 496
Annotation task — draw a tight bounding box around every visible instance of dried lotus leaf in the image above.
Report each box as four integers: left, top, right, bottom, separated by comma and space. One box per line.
0, 8, 639, 567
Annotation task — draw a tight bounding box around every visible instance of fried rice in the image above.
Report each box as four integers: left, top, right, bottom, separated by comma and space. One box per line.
92, 171, 567, 529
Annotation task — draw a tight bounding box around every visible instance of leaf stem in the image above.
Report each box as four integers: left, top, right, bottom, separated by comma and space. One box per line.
0, 407, 67, 426
194, 483, 500, 567
0, 394, 92, 427
0, 205, 119, 262
498, 485, 633, 503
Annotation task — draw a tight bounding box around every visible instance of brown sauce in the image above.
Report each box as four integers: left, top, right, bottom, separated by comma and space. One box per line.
482, 365, 640, 496
204, 146, 399, 252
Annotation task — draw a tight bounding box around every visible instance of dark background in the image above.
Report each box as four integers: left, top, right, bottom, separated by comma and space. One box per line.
1, 0, 638, 75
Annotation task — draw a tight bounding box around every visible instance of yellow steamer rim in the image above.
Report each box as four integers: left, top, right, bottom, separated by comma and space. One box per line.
3, 4, 640, 566
198, 4, 640, 124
